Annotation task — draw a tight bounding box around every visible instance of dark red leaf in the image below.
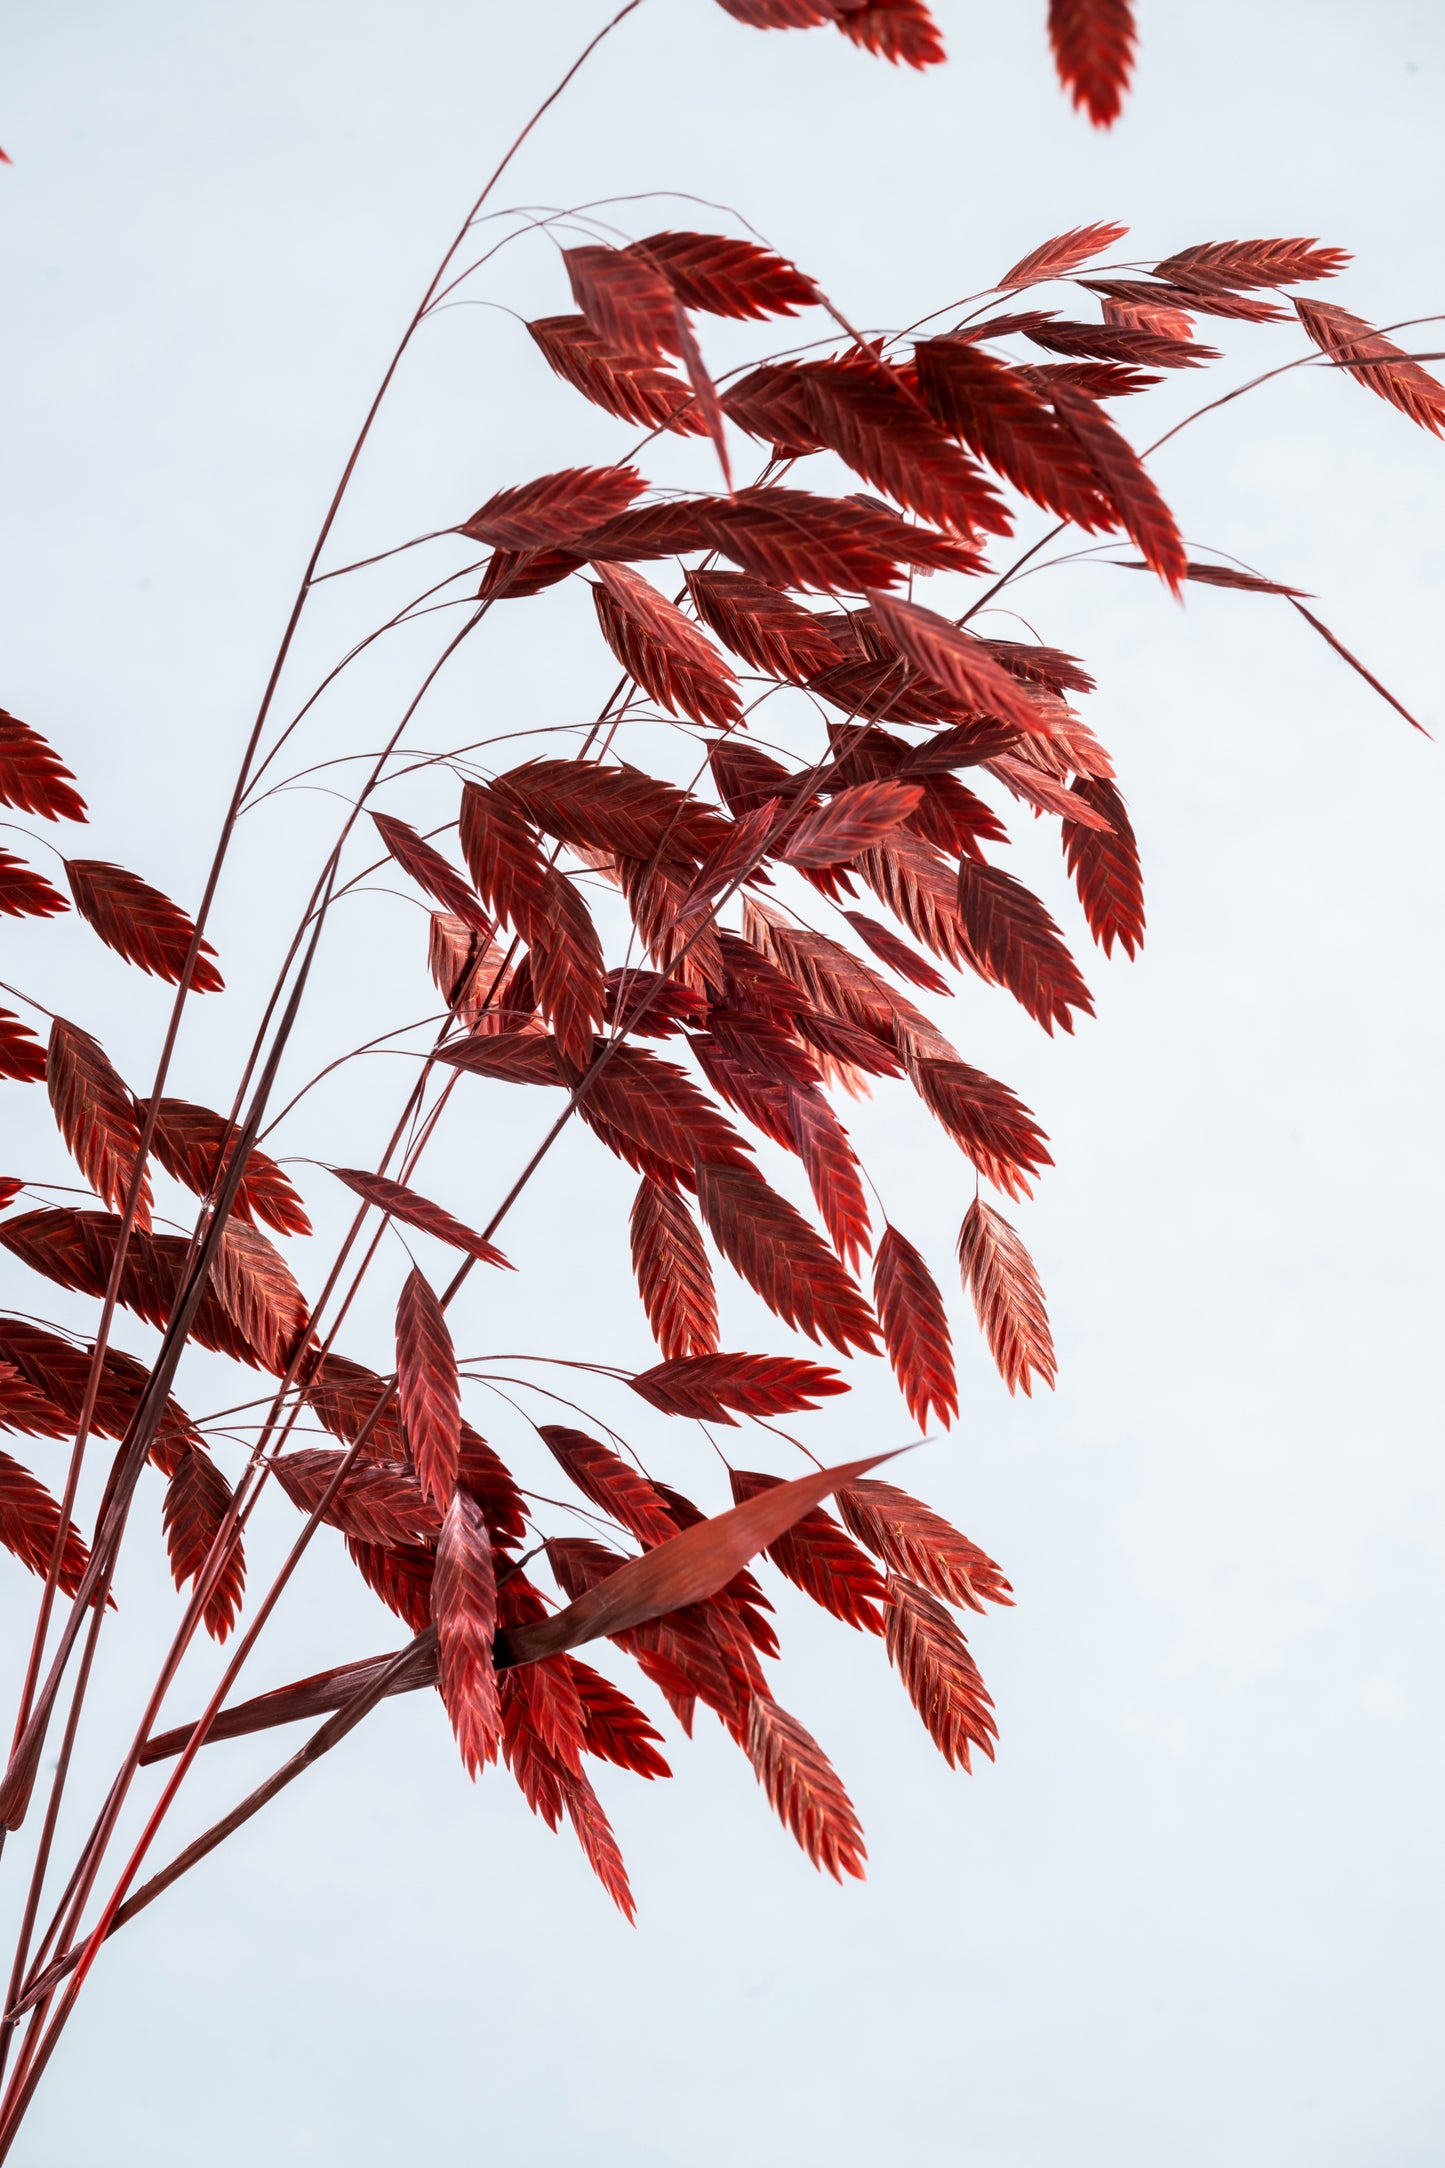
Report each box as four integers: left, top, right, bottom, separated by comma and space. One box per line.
631, 230, 817, 319
837, 1477, 1013, 1612
914, 337, 1114, 528
210, 1223, 309, 1374
840, 910, 949, 994
478, 546, 583, 601
870, 1225, 957, 1430
461, 464, 645, 548
799, 357, 1010, 538
1155, 238, 1349, 290
458, 782, 606, 1069
433, 1487, 501, 1775
780, 779, 923, 867
998, 221, 1129, 288
0, 711, 87, 822
629, 1178, 719, 1361
957, 1197, 1056, 1395
862, 592, 1052, 736
163, 1445, 245, 1641
1062, 776, 1145, 957
273, 1449, 440, 1547
730, 1468, 884, 1632
562, 1764, 638, 1919
345, 1538, 436, 1632
491, 755, 729, 866
65, 860, 223, 990
539, 1425, 678, 1550
1047, 0, 1136, 127
396, 1269, 461, 1509
511, 1447, 896, 1665
568, 1657, 671, 1778
527, 314, 707, 434
330, 1166, 510, 1268
301, 1352, 405, 1460
832, 0, 944, 69
747, 1694, 867, 1879
1295, 298, 1445, 436
0, 1449, 92, 1595
787, 1086, 871, 1270
686, 570, 844, 682
955, 858, 1094, 1035
694, 1161, 880, 1355
564, 245, 681, 361
0, 1009, 46, 1084
1026, 319, 1214, 369
371, 812, 493, 936
47, 1018, 152, 1227
1049, 387, 1186, 591
883, 1572, 997, 1767
630, 1351, 847, 1423
141, 1096, 312, 1235
0, 850, 67, 920
909, 1055, 1053, 1196
591, 563, 742, 729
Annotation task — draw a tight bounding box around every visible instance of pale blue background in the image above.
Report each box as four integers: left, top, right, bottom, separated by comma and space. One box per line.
1, 3, 1442, 2162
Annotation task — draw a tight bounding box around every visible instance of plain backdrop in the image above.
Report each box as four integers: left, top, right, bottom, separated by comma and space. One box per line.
1, 3, 1443, 2163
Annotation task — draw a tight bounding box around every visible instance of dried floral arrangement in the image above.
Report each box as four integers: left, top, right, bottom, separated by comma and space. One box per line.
0, 0, 1437, 2146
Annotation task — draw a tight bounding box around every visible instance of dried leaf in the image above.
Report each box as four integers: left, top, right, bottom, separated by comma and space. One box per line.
884, 1572, 997, 1767
210, 1223, 309, 1374
458, 782, 606, 1069
568, 1658, 671, 1778
591, 563, 742, 729
0, 850, 68, 920
840, 910, 949, 994
780, 779, 923, 867
65, 860, 223, 990
831, 0, 945, 70
47, 1018, 152, 1227
1295, 298, 1445, 437
0, 1009, 46, 1083
163, 1445, 245, 1641
788, 1085, 871, 1270
539, 1425, 678, 1549
686, 569, 844, 681
433, 1488, 501, 1774
1049, 386, 1186, 591
491, 756, 729, 866
142, 1097, 312, 1235
862, 592, 1052, 736
837, 1477, 1013, 1611
747, 1695, 867, 1879
909, 1055, 1053, 1197
507, 1447, 896, 1664
565, 244, 681, 361
955, 858, 1094, 1035
630, 230, 818, 320
730, 1469, 885, 1631
0, 711, 87, 822
330, 1166, 511, 1268
396, 1269, 461, 1510
1155, 238, 1350, 290
371, 813, 493, 936
1061, 777, 1144, 957
695, 1161, 880, 1355
461, 464, 645, 548
914, 337, 1114, 528
0, 1449, 92, 1595
630, 1351, 847, 1423
527, 314, 707, 435
998, 221, 1129, 289
871, 1225, 957, 1430
957, 1197, 1056, 1395
629, 1178, 719, 1360
799, 357, 1011, 537
1047, 0, 1137, 128
273, 1449, 440, 1547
